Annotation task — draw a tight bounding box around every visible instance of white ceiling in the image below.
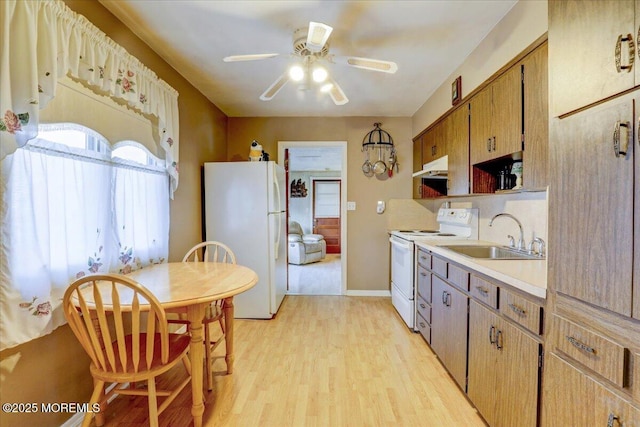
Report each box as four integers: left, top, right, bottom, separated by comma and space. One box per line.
99, 0, 517, 118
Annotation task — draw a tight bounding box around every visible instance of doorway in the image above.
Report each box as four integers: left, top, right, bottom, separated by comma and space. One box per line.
278, 141, 347, 296
313, 179, 341, 254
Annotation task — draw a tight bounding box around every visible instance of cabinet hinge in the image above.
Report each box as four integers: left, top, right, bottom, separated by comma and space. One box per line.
521, 134, 525, 151
538, 349, 544, 370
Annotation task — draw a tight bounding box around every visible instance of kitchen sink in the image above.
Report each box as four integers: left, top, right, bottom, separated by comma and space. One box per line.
439, 245, 544, 260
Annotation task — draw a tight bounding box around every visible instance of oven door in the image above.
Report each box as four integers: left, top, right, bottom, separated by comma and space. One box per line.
390, 236, 414, 296
389, 236, 415, 328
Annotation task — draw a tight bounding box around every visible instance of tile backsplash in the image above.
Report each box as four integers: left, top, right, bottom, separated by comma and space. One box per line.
386, 190, 548, 247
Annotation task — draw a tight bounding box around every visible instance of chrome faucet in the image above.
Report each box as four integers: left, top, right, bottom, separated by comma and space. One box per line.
528, 237, 546, 257
489, 213, 525, 250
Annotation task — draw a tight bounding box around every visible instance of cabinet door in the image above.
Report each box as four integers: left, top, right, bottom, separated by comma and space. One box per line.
548, 0, 635, 117
469, 86, 493, 165
430, 277, 469, 389
494, 318, 540, 427
467, 301, 499, 426
413, 137, 423, 198
491, 65, 522, 159
522, 42, 549, 190
447, 105, 470, 195
446, 284, 469, 390
542, 353, 640, 426
422, 127, 438, 165
549, 95, 634, 316
430, 276, 449, 361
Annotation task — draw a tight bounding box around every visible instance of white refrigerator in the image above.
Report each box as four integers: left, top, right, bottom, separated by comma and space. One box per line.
203, 161, 287, 319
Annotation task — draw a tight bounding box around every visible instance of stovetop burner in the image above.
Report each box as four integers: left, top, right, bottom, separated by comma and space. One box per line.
398, 229, 439, 233
436, 233, 457, 236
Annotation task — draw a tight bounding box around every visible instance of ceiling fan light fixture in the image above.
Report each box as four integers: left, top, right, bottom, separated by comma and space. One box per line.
289, 64, 305, 82
306, 22, 333, 52
320, 82, 333, 93
312, 66, 328, 83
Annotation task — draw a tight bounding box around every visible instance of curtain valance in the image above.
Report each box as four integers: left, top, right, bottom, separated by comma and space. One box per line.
1, 0, 180, 196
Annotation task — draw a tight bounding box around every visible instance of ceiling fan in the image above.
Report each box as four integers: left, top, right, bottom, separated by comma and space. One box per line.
223, 21, 398, 105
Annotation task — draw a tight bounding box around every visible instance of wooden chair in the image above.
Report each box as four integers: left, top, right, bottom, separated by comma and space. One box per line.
170, 241, 236, 391
63, 274, 191, 427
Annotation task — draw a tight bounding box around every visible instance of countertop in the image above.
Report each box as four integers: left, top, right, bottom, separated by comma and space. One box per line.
413, 239, 547, 299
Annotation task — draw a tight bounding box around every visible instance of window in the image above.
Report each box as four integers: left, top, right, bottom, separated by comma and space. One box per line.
0, 123, 169, 350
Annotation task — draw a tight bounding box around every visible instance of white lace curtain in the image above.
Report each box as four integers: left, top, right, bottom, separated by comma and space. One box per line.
0, 135, 170, 350
0, 0, 180, 196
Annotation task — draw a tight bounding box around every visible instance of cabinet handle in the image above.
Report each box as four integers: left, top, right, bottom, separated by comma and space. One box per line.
607, 412, 620, 427
615, 34, 635, 73
446, 292, 452, 307
492, 137, 496, 151
487, 138, 492, 152
475, 286, 489, 297
420, 271, 427, 277
419, 303, 426, 309
489, 325, 496, 344
566, 335, 596, 354
419, 321, 426, 328
613, 121, 630, 157
496, 330, 503, 350
508, 303, 526, 317
442, 291, 447, 305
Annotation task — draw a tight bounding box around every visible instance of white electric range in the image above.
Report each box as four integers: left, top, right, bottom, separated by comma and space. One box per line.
389, 208, 479, 330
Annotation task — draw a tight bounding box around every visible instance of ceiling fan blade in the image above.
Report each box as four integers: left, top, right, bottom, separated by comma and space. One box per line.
306, 21, 333, 52
260, 73, 290, 101
223, 53, 280, 62
327, 78, 348, 105
334, 56, 398, 74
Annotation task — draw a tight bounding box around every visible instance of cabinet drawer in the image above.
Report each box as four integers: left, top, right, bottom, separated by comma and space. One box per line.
416, 313, 431, 344
416, 265, 431, 302
501, 289, 543, 335
470, 275, 498, 309
417, 249, 431, 269
552, 315, 628, 388
431, 255, 447, 278
447, 263, 469, 291
416, 295, 431, 324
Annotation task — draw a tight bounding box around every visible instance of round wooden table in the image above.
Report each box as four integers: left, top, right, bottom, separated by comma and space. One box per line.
83, 262, 258, 427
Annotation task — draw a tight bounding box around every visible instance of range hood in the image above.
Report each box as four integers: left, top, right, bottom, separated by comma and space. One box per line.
412, 155, 448, 179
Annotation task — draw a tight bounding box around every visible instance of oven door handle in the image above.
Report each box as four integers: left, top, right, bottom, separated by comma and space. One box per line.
389, 237, 413, 250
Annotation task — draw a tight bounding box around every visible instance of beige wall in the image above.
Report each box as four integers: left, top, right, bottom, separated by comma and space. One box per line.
0, 2, 228, 426
412, 0, 548, 136
228, 117, 413, 292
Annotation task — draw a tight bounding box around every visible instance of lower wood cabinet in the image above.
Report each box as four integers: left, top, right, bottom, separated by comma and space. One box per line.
468, 300, 541, 427
430, 275, 468, 390
542, 353, 640, 426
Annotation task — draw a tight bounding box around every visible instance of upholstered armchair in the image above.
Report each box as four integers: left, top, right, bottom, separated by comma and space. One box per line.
288, 220, 326, 265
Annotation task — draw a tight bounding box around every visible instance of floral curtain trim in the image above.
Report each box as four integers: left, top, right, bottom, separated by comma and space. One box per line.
1, 0, 180, 197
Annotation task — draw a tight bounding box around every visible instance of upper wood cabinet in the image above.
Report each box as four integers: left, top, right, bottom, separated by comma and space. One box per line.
446, 106, 470, 195
470, 64, 522, 165
548, 0, 636, 118
522, 42, 549, 190
421, 121, 446, 165
412, 138, 422, 198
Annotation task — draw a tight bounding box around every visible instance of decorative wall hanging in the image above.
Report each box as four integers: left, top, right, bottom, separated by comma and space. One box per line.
361, 122, 398, 178
290, 179, 308, 197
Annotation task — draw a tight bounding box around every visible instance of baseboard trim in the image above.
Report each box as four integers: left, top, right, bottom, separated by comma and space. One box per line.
59, 382, 125, 427
345, 290, 391, 297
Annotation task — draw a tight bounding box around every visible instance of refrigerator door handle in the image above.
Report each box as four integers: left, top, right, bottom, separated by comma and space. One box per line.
273, 174, 282, 259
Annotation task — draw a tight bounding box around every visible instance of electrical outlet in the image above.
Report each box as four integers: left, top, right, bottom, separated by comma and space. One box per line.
347, 201, 356, 211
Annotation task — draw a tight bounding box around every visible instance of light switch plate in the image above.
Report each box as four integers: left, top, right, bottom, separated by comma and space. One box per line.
377, 200, 385, 214
347, 201, 356, 211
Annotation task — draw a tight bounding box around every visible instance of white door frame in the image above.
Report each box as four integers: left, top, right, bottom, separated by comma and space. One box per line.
278, 141, 347, 295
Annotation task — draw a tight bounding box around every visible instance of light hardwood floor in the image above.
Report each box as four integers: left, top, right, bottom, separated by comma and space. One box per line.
91, 296, 485, 426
